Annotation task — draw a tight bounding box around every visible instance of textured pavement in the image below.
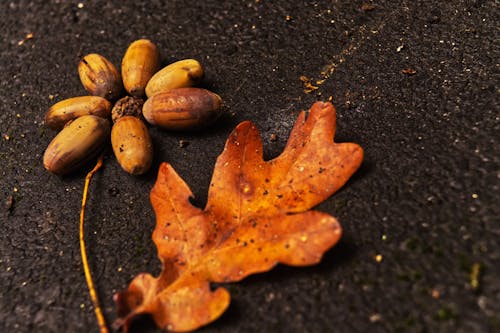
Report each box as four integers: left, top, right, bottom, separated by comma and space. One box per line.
0, 1, 498, 332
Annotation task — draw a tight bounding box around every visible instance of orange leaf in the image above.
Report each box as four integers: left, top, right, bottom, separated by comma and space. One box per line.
114, 101, 363, 332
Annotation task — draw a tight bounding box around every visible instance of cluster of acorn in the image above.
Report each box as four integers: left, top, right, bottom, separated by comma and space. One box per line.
43, 39, 223, 176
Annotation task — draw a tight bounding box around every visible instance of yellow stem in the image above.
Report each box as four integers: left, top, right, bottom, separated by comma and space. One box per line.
80, 155, 108, 333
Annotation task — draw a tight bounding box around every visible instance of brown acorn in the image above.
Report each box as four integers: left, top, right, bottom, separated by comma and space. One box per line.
45, 96, 111, 130
111, 116, 153, 175
145, 59, 203, 98
142, 87, 222, 130
78, 53, 123, 101
43, 115, 110, 175
111, 96, 144, 123
122, 39, 160, 98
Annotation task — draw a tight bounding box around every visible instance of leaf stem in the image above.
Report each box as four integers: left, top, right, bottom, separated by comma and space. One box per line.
80, 155, 108, 333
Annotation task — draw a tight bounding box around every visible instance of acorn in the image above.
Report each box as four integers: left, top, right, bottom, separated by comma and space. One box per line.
111, 96, 144, 122
122, 39, 161, 98
78, 53, 123, 101
45, 96, 111, 130
145, 59, 203, 98
43, 41, 224, 177
111, 115, 153, 175
142, 87, 223, 130
43, 115, 110, 175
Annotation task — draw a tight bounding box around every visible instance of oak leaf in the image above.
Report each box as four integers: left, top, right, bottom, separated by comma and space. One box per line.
114, 101, 363, 332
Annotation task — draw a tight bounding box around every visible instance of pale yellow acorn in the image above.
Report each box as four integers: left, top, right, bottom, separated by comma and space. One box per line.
122, 39, 160, 98
45, 96, 111, 130
111, 116, 153, 175
145, 59, 203, 98
78, 53, 123, 101
142, 87, 222, 130
43, 115, 110, 175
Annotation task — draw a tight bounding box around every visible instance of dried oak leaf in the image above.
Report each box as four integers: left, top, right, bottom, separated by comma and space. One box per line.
114, 101, 363, 332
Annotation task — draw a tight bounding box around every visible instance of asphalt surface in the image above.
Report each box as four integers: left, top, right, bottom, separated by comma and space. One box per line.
0, 1, 498, 332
